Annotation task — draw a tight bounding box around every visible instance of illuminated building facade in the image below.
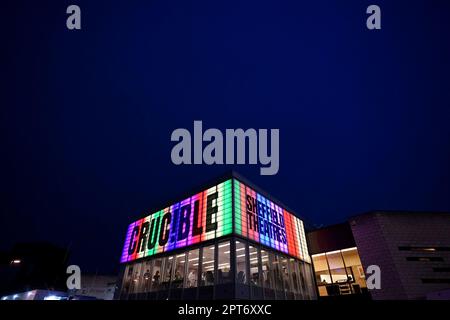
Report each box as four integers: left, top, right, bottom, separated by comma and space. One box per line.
117, 173, 316, 300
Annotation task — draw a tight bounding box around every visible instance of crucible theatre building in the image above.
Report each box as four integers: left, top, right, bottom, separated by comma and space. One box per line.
117, 172, 317, 300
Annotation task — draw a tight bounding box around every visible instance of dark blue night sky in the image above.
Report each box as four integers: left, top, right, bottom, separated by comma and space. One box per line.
2, 0, 449, 273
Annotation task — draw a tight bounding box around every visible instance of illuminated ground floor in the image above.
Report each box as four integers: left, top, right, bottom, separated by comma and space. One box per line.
118, 236, 316, 300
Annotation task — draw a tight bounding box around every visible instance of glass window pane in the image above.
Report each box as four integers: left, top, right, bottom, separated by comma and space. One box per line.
299, 262, 307, 291
201, 245, 215, 286
312, 254, 328, 271
161, 256, 174, 290
218, 241, 231, 283
131, 262, 143, 293
151, 258, 162, 291
186, 249, 199, 288
272, 254, 283, 291
327, 251, 345, 269
304, 263, 316, 299
312, 254, 331, 285
249, 245, 261, 287
342, 248, 367, 289
172, 253, 185, 288
235, 240, 247, 284
289, 259, 299, 293
261, 249, 273, 289
342, 248, 362, 267
326, 251, 347, 283
121, 264, 134, 295
280, 256, 290, 293
141, 261, 152, 292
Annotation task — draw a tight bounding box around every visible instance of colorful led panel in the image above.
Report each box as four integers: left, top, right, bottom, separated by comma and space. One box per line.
121, 180, 232, 263
234, 179, 310, 262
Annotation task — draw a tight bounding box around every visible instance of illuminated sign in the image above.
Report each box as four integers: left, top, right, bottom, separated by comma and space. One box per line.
121, 178, 309, 263
234, 179, 309, 261
120, 180, 232, 263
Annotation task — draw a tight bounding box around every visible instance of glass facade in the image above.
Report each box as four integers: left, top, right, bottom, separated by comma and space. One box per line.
120, 237, 316, 300
311, 247, 367, 297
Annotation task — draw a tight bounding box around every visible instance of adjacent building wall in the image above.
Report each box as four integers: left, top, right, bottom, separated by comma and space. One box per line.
350, 212, 450, 300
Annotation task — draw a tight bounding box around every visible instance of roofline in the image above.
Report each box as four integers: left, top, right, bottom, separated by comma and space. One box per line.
131, 170, 234, 222
305, 221, 350, 234
306, 210, 450, 232
346, 210, 450, 221
230, 171, 306, 221
128, 170, 307, 223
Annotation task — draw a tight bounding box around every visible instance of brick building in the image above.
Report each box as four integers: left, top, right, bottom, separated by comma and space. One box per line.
350, 211, 450, 300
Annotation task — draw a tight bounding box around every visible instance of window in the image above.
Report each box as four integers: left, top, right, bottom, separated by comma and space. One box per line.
249, 245, 261, 287
186, 249, 199, 288
303, 262, 316, 299
201, 245, 215, 286
280, 256, 290, 293
271, 253, 283, 291
261, 249, 273, 289
298, 262, 307, 291
235, 240, 247, 284
121, 265, 134, 295
289, 259, 300, 294
312, 254, 331, 285
162, 256, 174, 289
218, 241, 231, 283
312, 248, 367, 297
342, 248, 366, 290
172, 253, 186, 288
151, 258, 162, 291
141, 261, 153, 292
131, 262, 143, 293
326, 251, 347, 283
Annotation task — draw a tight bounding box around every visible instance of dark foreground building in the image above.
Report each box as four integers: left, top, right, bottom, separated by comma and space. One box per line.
117, 172, 317, 300
0, 242, 69, 297
308, 212, 450, 300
